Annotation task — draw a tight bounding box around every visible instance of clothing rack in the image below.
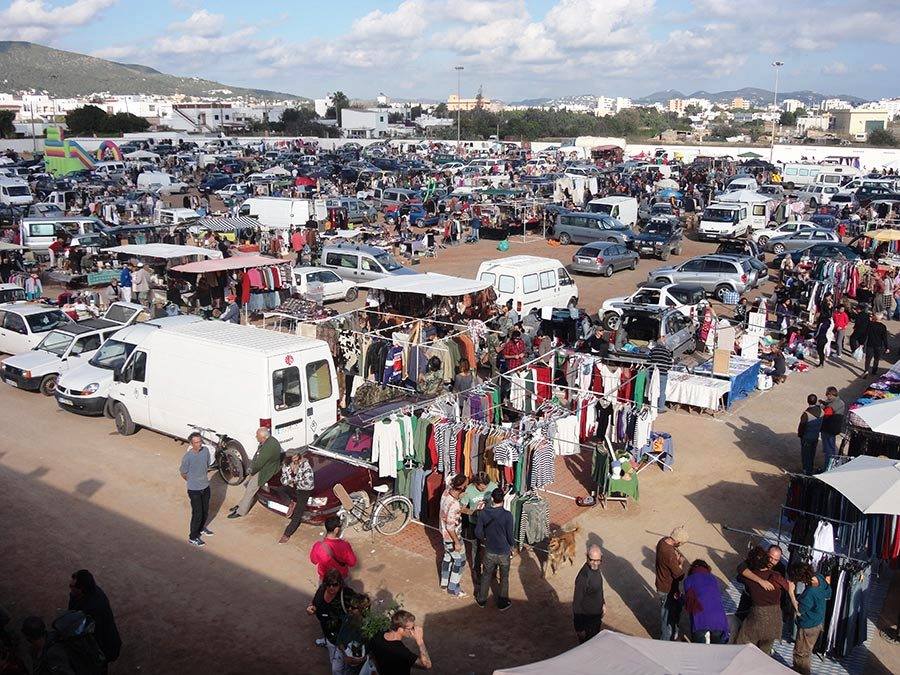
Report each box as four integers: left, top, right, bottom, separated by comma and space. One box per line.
722, 525, 871, 565
780, 505, 858, 529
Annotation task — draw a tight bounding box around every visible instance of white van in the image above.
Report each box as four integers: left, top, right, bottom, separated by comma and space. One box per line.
726, 176, 758, 192
586, 196, 638, 228
0, 177, 33, 206
156, 208, 200, 226
781, 163, 824, 189
107, 321, 339, 466
93, 161, 127, 178
813, 165, 861, 187
239, 196, 328, 229
55, 315, 202, 416
697, 202, 750, 241
137, 172, 188, 194
476, 256, 579, 313
20, 216, 106, 252
718, 190, 776, 231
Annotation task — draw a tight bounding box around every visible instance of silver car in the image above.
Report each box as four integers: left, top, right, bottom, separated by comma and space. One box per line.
569, 241, 639, 277
765, 229, 839, 255
648, 255, 750, 301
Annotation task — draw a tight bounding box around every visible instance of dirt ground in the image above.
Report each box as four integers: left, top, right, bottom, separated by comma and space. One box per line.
2, 232, 899, 674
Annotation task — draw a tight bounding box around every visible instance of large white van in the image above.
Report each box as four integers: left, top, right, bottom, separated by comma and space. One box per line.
697, 202, 750, 241
93, 161, 126, 178
156, 208, 200, 226
55, 315, 202, 416
813, 165, 861, 187
20, 216, 106, 252
781, 163, 824, 189
476, 255, 579, 313
107, 321, 339, 467
586, 196, 638, 228
718, 190, 776, 231
239, 196, 328, 229
136, 171, 188, 194
0, 177, 33, 206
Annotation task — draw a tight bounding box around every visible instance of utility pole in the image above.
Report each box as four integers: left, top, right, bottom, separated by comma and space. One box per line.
454, 65, 464, 148
770, 61, 784, 163
30, 100, 36, 154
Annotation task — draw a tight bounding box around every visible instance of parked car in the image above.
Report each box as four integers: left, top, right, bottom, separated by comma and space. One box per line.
215, 183, 250, 199
750, 220, 818, 247
637, 201, 678, 224
198, 173, 233, 194
569, 241, 638, 277
0, 284, 25, 304
807, 214, 839, 230
712, 252, 767, 288
599, 282, 706, 330
765, 229, 839, 254
829, 192, 858, 212
631, 218, 683, 260
797, 184, 840, 207
647, 255, 751, 301
773, 243, 861, 268
292, 266, 359, 302
0, 304, 72, 355
715, 239, 764, 261
553, 211, 634, 246
608, 305, 696, 362
319, 243, 418, 282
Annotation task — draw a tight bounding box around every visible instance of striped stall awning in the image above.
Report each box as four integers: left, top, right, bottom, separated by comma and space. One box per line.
194, 217, 260, 232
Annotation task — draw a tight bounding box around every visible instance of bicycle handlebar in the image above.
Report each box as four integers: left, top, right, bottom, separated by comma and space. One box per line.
187, 423, 218, 436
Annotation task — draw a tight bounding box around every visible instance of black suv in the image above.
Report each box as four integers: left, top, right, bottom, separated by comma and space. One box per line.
631, 217, 683, 260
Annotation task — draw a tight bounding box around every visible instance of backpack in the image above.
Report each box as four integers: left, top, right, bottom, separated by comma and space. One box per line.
48, 611, 106, 675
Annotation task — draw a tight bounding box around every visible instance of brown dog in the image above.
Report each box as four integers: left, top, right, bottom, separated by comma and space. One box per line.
546, 525, 580, 576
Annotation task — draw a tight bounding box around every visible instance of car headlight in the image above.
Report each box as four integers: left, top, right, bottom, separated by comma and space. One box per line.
307, 496, 329, 507
80, 383, 100, 395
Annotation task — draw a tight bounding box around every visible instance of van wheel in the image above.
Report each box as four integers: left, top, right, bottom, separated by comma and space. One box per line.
558, 232, 571, 245
809, 199, 817, 208
39, 375, 58, 397
219, 440, 248, 485
102, 399, 114, 418
113, 403, 137, 436
772, 243, 786, 254
604, 265, 614, 277
784, 182, 795, 191
344, 287, 359, 302
714, 285, 731, 302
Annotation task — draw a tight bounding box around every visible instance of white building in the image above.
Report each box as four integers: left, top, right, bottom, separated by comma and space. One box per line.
781, 99, 804, 113
595, 96, 632, 117
341, 109, 389, 138
414, 114, 454, 129
820, 98, 852, 112
314, 95, 334, 118
797, 115, 830, 133
860, 98, 900, 120
376, 92, 390, 106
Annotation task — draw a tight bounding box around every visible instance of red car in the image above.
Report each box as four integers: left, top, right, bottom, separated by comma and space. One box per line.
256, 402, 405, 524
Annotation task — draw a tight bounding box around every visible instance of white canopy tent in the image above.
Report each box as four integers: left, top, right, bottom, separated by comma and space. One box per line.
850, 396, 900, 436
493, 631, 793, 674
103, 244, 222, 260
815, 456, 900, 515
357, 273, 491, 297
124, 150, 160, 160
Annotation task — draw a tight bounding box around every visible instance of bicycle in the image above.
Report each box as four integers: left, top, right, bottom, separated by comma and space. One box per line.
334, 483, 413, 536
187, 423, 248, 486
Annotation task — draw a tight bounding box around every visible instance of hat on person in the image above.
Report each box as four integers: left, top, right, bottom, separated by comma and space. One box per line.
670, 526, 689, 544
137, 262, 144, 268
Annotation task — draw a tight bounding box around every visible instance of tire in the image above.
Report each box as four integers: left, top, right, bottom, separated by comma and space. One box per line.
344, 287, 359, 302
714, 284, 731, 302
39, 374, 58, 397
773, 243, 786, 254
218, 440, 248, 485
604, 265, 614, 278
373, 495, 413, 536
340, 491, 371, 529
569, 296, 578, 307
102, 398, 114, 419
558, 232, 572, 245
113, 402, 137, 436
757, 235, 769, 246
603, 312, 621, 331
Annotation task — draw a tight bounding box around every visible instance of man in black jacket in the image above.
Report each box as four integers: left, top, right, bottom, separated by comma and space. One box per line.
67, 570, 121, 667
863, 312, 890, 377
573, 544, 606, 643
474, 488, 514, 611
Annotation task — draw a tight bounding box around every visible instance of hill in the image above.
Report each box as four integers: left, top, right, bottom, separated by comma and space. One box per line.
0, 41, 305, 101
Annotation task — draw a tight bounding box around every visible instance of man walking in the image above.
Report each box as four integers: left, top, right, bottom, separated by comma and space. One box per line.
682, 191, 697, 231
573, 544, 606, 643
439, 474, 468, 598
119, 262, 133, 303
820, 386, 845, 467
864, 312, 890, 377
180, 431, 213, 546
474, 488, 514, 611
798, 394, 824, 475
228, 427, 283, 519
67, 570, 122, 668
655, 527, 687, 641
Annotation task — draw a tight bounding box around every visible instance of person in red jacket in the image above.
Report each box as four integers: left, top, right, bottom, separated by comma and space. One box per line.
832, 305, 850, 358
309, 516, 358, 580
501, 330, 527, 371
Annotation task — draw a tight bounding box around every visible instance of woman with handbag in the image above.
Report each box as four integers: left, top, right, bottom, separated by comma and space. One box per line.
277, 450, 315, 544
307, 568, 358, 673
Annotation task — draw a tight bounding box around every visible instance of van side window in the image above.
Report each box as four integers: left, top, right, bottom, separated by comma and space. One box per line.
557, 268, 573, 286
273, 367, 302, 410
497, 275, 515, 294
326, 253, 357, 269
125, 351, 147, 382
479, 272, 496, 288
539, 270, 556, 289
306, 360, 333, 402
522, 274, 539, 294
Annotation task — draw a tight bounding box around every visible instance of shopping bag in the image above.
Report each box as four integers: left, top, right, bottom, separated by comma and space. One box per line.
497, 239, 510, 252
852, 346, 864, 362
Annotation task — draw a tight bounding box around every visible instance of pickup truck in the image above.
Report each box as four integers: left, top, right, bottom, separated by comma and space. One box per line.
630, 217, 684, 260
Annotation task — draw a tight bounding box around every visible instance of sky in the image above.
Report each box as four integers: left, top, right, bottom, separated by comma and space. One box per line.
0, 0, 897, 102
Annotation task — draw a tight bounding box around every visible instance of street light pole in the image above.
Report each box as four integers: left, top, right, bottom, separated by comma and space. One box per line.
770, 60, 784, 163
454, 65, 464, 148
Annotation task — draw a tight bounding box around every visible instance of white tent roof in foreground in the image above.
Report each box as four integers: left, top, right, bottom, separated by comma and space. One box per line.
816, 455, 900, 516
104, 244, 222, 260
358, 273, 491, 297
493, 630, 793, 675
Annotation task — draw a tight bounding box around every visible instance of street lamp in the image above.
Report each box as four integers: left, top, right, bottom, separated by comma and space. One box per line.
454, 65, 464, 147
770, 60, 784, 163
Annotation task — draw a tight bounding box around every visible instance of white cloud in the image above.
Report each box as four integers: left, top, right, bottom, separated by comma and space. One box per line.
169, 9, 225, 37
0, 0, 117, 41
822, 61, 849, 76
350, 0, 428, 40
155, 26, 257, 55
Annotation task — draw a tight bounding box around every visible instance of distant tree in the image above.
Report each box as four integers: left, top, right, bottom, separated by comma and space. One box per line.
388, 112, 404, 123
331, 91, 350, 125
779, 111, 798, 126
107, 112, 150, 133
684, 104, 702, 116
280, 107, 335, 136
0, 110, 15, 138
433, 103, 449, 117
410, 105, 423, 119
869, 128, 898, 147
66, 105, 108, 135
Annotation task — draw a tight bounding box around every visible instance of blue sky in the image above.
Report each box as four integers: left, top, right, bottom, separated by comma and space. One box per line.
1, 0, 897, 101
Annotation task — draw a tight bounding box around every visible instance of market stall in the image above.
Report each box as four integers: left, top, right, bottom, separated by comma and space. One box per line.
358, 273, 497, 321
846, 359, 900, 460
692, 354, 762, 409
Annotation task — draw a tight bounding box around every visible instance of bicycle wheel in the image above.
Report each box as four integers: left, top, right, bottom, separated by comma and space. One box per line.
372, 495, 413, 536
339, 491, 370, 529
218, 441, 247, 485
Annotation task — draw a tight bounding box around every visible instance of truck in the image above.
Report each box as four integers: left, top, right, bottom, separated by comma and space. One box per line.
107, 321, 339, 474
238, 196, 328, 229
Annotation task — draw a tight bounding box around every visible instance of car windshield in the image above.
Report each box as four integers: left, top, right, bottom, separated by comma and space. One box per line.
104, 304, 137, 324
312, 419, 374, 464
703, 208, 736, 223
88, 338, 136, 370
651, 204, 672, 214
36, 330, 73, 356
26, 311, 69, 333
375, 252, 403, 271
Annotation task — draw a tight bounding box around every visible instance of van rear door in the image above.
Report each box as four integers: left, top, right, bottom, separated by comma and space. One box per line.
269, 357, 306, 447
300, 353, 338, 444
